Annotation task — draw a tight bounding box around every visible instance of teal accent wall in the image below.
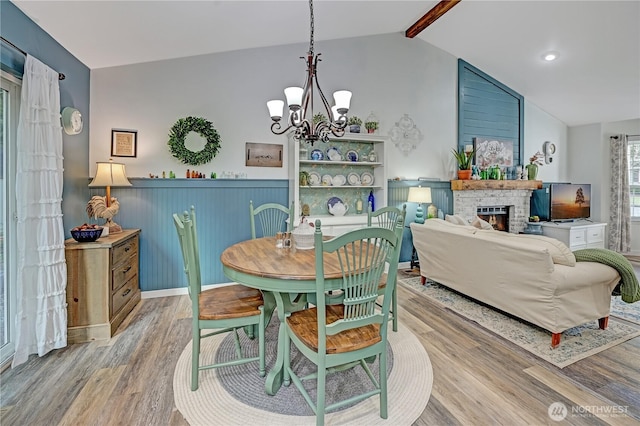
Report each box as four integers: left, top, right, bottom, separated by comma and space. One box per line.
89, 179, 288, 291
458, 59, 525, 166
1, 1, 91, 235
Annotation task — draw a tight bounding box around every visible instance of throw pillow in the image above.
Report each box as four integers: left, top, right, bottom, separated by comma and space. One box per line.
445, 214, 467, 226
471, 216, 494, 230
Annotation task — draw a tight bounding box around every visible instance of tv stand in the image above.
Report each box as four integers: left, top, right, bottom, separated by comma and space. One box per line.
540, 221, 606, 250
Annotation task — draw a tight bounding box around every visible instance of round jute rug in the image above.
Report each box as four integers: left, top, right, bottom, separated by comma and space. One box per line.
173, 321, 433, 425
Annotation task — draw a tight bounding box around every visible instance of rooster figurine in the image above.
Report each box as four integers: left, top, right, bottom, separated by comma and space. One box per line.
86, 195, 122, 233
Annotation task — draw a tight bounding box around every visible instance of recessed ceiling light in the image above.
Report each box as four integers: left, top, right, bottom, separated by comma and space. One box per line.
542, 51, 559, 62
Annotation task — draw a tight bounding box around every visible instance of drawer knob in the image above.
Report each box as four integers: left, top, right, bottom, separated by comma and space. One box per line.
122, 266, 132, 273
124, 246, 130, 252
122, 288, 131, 297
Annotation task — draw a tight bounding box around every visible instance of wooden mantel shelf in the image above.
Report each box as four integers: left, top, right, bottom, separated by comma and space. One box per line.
451, 180, 542, 191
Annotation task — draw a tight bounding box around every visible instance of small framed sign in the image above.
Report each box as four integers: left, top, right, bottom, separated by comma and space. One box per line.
111, 129, 138, 158
246, 142, 283, 167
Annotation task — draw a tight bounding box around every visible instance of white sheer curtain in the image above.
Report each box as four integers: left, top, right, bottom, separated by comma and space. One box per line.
12, 55, 67, 367
609, 134, 631, 252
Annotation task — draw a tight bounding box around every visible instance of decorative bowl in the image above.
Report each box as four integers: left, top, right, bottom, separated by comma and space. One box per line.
292, 227, 315, 250
70, 226, 103, 242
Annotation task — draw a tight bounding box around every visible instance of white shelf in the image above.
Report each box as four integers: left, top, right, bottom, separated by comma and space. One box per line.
289, 133, 388, 236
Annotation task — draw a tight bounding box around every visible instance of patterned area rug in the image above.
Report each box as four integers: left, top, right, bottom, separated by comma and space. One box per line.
173, 318, 432, 425
399, 276, 640, 368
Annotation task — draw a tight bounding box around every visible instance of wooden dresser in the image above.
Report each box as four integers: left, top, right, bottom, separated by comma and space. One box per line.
65, 229, 141, 343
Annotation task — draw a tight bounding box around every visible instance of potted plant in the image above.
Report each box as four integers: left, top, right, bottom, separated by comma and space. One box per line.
365, 121, 379, 134
312, 112, 327, 126
526, 151, 544, 180
452, 147, 476, 180
347, 116, 362, 133
299, 170, 310, 186
365, 112, 379, 134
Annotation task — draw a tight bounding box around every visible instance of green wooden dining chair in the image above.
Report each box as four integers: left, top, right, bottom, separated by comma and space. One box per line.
249, 200, 294, 239
173, 206, 266, 391
283, 218, 404, 426
368, 204, 406, 332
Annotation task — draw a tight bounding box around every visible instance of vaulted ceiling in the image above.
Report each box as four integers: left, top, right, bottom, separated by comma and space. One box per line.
11, 0, 640, 127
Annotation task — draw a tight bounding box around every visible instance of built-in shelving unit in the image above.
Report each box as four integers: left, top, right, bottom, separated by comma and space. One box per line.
289, 133, 387, 235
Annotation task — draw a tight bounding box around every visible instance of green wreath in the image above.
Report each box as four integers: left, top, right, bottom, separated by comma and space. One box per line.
168, 116, 221, 165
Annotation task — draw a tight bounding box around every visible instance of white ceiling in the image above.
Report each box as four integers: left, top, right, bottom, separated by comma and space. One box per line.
11, 0, 640, 127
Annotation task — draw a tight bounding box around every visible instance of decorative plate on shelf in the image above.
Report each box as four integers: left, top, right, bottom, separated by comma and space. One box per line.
327, 197, 344, 209
345, 150, 359, 162
310, 149, 324, 161
321, 174, 333, 186
332, 174, 346, 186
360, 172, 374, 186
326, 147, 341, 161
347, 172, 361, 185
308, 172, 321, 186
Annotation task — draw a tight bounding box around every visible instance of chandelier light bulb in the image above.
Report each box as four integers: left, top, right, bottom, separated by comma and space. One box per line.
333, 90, 352, 114
267, 100, 284, 120
284, 87, 304, 110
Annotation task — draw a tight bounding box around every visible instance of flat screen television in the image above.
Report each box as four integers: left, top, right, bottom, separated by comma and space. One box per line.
549, 183, 591, 221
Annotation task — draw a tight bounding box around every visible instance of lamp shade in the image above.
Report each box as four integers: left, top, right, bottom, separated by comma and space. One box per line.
89, 161, 132, 187
407, 186, 432, 204
267, 100, 284, 120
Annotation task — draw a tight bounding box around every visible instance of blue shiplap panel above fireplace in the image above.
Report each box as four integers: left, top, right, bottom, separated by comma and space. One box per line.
458, 59, 525, 166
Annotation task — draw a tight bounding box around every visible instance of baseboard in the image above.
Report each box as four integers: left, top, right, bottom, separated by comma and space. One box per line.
141, 282, 234, 299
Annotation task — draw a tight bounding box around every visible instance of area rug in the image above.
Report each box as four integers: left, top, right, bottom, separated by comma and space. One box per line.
173, 319, 432, 425
399, 277, 640, 369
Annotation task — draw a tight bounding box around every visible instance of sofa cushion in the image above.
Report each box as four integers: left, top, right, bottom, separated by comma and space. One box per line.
420, 218, 477, 234
475, 230, 576, 267
471, 216, 494, 230
445, 214, 467, 226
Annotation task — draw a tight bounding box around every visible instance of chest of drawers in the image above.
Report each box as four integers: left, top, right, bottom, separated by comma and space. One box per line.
540, 221, 606, 251
65, 229, 141, 343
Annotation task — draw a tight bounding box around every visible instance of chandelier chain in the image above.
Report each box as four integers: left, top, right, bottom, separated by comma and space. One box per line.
308, 0, 314, 54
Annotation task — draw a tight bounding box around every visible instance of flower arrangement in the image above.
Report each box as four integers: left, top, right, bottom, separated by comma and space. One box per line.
347, 116, 362, 126
529, 151, 544, 166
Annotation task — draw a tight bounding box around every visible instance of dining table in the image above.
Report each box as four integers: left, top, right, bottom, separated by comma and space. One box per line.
220, 235, 347, 396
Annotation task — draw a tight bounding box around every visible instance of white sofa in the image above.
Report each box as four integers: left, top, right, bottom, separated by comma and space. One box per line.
410, 219, 620, 347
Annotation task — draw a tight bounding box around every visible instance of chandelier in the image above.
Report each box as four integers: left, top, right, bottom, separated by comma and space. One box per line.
266, 0, 352, 146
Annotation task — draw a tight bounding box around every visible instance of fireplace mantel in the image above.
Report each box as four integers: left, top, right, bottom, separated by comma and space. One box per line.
451, 180, 542, 191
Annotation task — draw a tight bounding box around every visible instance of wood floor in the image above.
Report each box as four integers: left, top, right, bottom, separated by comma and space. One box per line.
2, 279, 639, 425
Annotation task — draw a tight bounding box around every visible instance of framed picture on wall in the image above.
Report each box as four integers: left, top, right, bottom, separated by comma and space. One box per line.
245, 142, 283, 167
474, 137, 513, 168
111, 129, 138, 158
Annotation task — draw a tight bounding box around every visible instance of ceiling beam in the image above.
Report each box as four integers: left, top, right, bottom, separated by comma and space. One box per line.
405, 0, 462, 39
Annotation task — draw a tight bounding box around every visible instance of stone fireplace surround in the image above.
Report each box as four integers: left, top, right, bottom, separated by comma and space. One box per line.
451, 180, 543, 234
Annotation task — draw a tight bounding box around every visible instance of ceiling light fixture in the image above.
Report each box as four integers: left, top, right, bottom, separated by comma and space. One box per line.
542, 51, 559, 62
267, 0, 352, 146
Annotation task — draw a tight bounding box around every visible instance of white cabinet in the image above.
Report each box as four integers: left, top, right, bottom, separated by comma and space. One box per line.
289, 133, 387, 235
540, 221, 606, 250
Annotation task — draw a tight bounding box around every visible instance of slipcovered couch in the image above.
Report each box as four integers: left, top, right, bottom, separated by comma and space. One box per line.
410, 218, 621, 347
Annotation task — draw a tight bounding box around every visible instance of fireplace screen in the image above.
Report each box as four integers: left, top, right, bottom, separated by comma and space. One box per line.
477, 206, 509, 232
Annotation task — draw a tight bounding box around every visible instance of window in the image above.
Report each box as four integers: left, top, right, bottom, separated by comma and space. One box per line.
627, 135, 640, 218
1, 72, 20, 365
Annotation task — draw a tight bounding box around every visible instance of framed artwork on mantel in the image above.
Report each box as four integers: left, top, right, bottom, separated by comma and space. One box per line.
474, 137, 513, 169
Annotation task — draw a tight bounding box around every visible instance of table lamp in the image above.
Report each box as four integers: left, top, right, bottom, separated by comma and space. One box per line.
87, 159, 132, 234
407, 186, 432, 224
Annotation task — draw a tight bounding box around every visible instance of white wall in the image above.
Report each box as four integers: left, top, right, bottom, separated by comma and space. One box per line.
524, 101, 568, 183
568, 118, 640, 251
90, 33, 566, 183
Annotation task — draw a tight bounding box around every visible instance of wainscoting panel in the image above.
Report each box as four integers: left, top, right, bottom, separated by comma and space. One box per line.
388, 180, 453, 262
90, 179, 288, 291
86, 179, 454, 291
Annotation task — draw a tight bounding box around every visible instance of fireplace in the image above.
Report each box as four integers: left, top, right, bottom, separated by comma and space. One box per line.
477, 206, 510, 232
451, 180, 541, 234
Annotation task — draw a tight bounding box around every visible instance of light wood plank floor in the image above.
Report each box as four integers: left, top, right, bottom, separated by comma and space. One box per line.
1, 283, 639, 425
